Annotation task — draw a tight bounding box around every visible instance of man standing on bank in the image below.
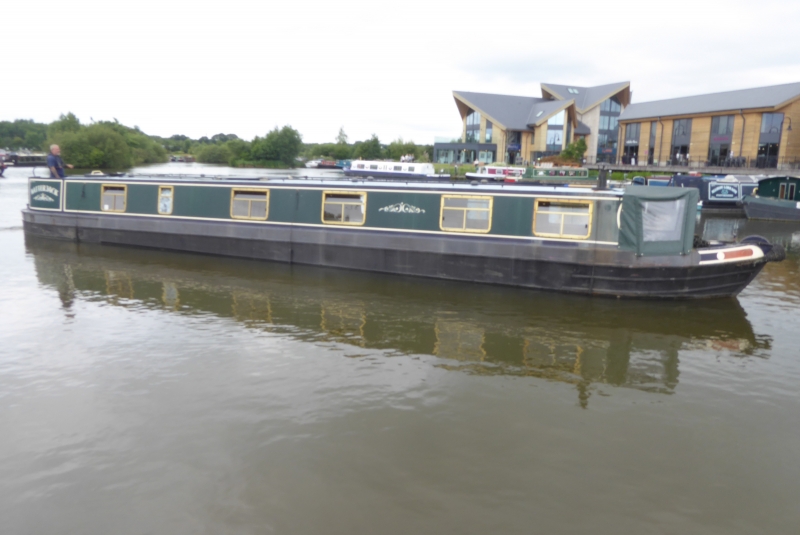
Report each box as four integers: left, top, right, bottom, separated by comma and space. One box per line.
47, 144, 73, 178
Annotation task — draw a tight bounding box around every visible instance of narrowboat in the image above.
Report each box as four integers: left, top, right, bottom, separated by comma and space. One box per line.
4, 153, 48, 167
670, 174, 762, 211
21, 175, 785, 299
465, 165, 526, 182
343, 161, 449, 179
632, 176, 671, 186
523, 167, 590, 180
316, 160, 338, 169
743, 176, 800, 221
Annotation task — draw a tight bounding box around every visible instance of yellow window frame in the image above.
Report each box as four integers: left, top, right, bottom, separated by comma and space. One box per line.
532, 198, 594, 240
230, 188, 270, 221
157, 185, 174, 215
439, 194, 493, 234
101, 183, 127, 213
321, 190, 367, 226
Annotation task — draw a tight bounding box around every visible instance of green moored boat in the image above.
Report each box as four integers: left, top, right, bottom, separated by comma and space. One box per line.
22, 174, 784, 298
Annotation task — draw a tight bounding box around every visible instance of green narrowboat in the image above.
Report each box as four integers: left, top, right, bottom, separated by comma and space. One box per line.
22, 175, 785, 299
743, 176, 800, 221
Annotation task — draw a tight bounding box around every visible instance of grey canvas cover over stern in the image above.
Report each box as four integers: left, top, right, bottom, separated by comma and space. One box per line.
619, 185, 698, 256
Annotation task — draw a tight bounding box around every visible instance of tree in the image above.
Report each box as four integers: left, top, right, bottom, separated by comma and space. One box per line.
47, 113, 81, 138
336, 127, 348, 145
249, 125, 303, 166
385, 138, 419, 161
195, 144, 233, 164
353, 134, 382, 160
560, 138, 587, 163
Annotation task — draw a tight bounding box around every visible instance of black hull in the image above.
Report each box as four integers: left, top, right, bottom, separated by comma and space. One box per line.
744, 197, 800, 222
22, 210, 767, 299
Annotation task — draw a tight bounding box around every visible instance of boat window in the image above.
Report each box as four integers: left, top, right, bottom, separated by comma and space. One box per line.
642, 199, 686, 242
158, 186, 174, 215
393, 166, 402, 171
322, 191, 366, 225
408, 166, 415, 172
356, 164, 364, 169
369, 164, 378, 170
101, 184, 127, 213
533, 199, 592, 239
230, 189, 269, 220
789, 183, 797, 200
779, 183, 787, 199
440, 195, 492, 233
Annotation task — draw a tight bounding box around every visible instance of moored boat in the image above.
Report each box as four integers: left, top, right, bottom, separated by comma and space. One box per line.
743, 176, 800, 221
670, 174, 762, 212
343, 160, 449, 179
465, 165, 526, 182
4, 153, 48, 167
22, 175, 784, 299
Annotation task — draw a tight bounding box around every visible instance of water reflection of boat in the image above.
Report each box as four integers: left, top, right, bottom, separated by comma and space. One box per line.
700, 214, 800, 252
26, 236, 770, 408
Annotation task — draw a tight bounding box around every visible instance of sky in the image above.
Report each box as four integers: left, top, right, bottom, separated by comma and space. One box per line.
4, 0, 800, 145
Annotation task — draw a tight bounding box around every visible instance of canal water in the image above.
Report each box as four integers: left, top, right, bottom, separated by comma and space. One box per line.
1, 163, 799, 534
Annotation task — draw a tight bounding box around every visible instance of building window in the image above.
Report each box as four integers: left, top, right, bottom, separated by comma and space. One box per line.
625, 123, 641, 143
231, 189, 269, 220
547, 110, 565, 126
465, 130, 479, 143
485, 122, 493, 143
533, 199, 592, 239
322, 191, 366, 225
761, 113, 784, 134
440, 195, 492, 233
711, 115, 735, 135
101, 184, 127, 213
546, 130, 563, 151
466, 111, 481, 126
158, 186, 174, 215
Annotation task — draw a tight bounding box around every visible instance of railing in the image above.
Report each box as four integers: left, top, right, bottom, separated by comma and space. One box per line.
606, 156, 800, 170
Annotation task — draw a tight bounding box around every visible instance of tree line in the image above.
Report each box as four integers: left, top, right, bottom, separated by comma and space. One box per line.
0, 116, 431, 169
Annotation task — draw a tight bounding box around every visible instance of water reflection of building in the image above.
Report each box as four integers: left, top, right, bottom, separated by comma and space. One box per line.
28, 236, 771, 408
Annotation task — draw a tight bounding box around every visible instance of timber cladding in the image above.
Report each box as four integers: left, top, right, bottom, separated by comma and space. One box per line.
621, 105, 799, 163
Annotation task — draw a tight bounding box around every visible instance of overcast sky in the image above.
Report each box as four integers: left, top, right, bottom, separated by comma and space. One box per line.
5, 0, 799, 144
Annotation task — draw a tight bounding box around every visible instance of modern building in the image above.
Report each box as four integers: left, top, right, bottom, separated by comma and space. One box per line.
617, 82, 800, 169
433, 82, 630, 165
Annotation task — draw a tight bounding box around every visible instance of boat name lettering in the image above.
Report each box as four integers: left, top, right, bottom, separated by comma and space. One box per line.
31, 185, 60, 197
378, 202, 426, 214
32, 193, 55, 202
709, 183, 739, 200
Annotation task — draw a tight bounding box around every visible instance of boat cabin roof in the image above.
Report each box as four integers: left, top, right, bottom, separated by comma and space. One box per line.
63, 173, 625, 198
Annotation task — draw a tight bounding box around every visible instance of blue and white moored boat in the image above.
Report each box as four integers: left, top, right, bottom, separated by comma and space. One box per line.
343, 161, 449, 179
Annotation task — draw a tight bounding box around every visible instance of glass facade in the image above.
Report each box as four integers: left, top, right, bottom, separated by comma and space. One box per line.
708, 115, 734, 166
758, 113, 783, 168
597, 97, 622, 163
670, 119, 692, 165
465, 110, 481, 143
622, 122, 640, 164
485, 121, 492, 143
648, 121, 657, 164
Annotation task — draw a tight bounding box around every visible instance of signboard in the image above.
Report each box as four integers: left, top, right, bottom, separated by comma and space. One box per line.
708, 182, 741, 201
507, 144, 521, 151
29, 179, 63, 211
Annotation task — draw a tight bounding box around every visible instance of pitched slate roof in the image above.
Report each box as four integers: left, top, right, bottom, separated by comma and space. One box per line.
619, 82, 800, 122
575, 120, 591, 135
541, 81, 630, 113
453, 91, 572, 130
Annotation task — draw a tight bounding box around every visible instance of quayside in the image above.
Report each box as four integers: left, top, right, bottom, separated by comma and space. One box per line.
22, 174, 785, 299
